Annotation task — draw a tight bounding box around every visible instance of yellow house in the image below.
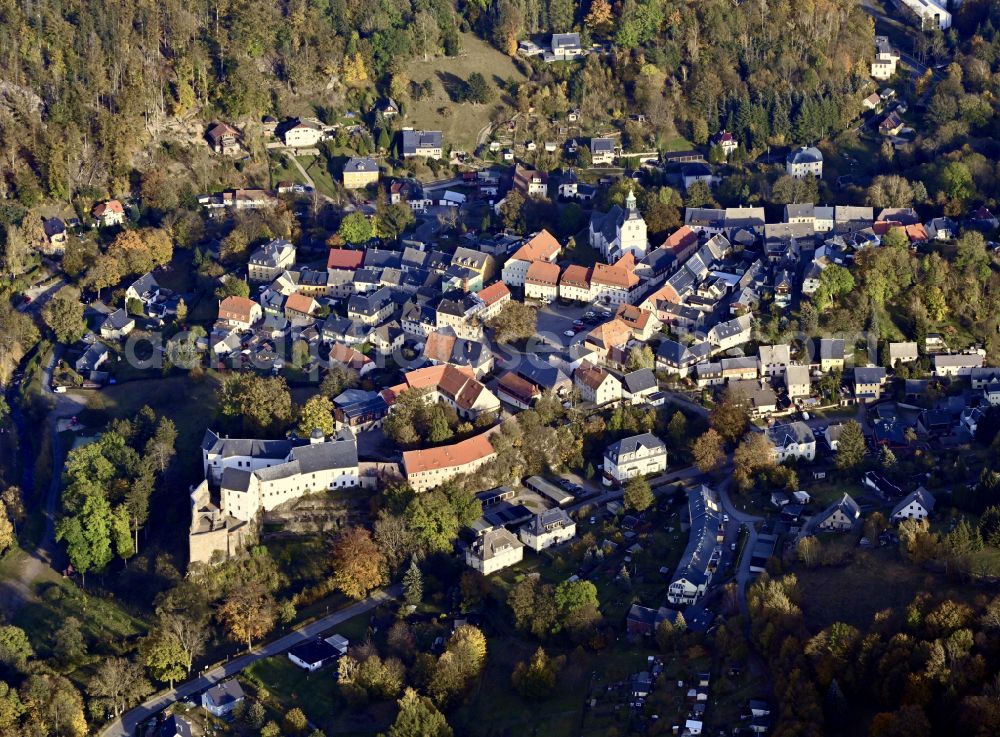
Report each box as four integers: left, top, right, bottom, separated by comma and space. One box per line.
343, 157, 379, 189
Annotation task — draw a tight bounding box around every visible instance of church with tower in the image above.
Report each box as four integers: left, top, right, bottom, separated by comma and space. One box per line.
588, 189, 648, 262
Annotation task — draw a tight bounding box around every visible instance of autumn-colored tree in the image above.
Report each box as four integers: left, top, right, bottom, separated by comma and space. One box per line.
733, 432, 776, 491
217, 582, 277, 649
330, 527, 387, 599
692, 429, 725, 473
585, 0, 613, 33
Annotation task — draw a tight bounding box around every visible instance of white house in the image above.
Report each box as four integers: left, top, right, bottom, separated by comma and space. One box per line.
288, 639, 340, 671
466, 527, 524, 575
765, 422, 816, 463
519, 509, 576, 551
603, 432, 667, 486
786, 146, 823, 178
667, 485, 723, 605
201, 681, 245, 718
814, 493, 861, 532
890, 487, 935, 523
784, 364, 811, 399
574, 361, 623, 406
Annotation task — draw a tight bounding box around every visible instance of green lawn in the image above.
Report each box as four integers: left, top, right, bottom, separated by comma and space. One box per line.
402, 33, 527, 152
795, 547, 962, 631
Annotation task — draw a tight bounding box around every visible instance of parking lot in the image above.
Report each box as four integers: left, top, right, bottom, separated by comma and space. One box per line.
535, 301, 616, 349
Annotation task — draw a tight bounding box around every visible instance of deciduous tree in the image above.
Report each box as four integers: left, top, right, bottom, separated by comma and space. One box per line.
330, 527, 387, 599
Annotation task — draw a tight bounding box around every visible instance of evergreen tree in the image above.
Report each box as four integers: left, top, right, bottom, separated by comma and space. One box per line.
403, 559, 423, 607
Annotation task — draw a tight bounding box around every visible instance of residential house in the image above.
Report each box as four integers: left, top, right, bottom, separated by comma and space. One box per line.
888, 341, 919, 368
622, 369, 658, 405
759, 344, 792, 377
879, 111, 904, 136
475, 281, 511, 321
42, 218, 67, 253
818, 338, 846, 372
218, 296, 262, 330
347, 287, 395, 325
590, 137, 616, 165
513, 163, 548, 197
99, 309, 135, 340
385, 364, 499, 420
328, 342, 375, 375
284, 292, 318, 322
603, 432, 667, 486
342, 157, 379, 189
711, 130, 738, 157
786, 146, 823, 178
558, 169, 597, 201
202, 681, 245, 717
282, 118, 325, 147
681, 163, 719, 192
160, 716, 192, 737
402, 129, 443, 158
707, 313, 753, 351
854, 366, 887, 402
446, 247, 495, 293
785, 364, 811, 399
765, 422, 816, 462
466, 527, 524, 575
75, 343, 109, 374
656, 340, 712, 377
615, 304, 660, 341
519, 508, 576, 551
871, 36, 900, 79
549, 32, 585, 61
575, 361, 623, 406
729, 379, 778, 417
559, 264, 593, 302
524, 260, 561, 302
502, 230, 561, 288
667, 485, 723, 605
248, 238, 296, 282
403, 429, 498, 492
824, 423, 845, 451
288, 639, 340, 671
590, 253, 642, 306
92, 199, 126, 227
497, 371, 542, 409
862, 92, 883, 110
933, 353, 984, 378
720, 357, 759, 382
926, 217, 957, 241
813, 493, 861, 532
206, 123, 241, 154
890, 487, 935, 523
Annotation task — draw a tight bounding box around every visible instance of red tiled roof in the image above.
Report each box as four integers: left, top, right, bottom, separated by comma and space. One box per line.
477, 281, 511, 307
510, 230, 560, 262
219, 296, 257, 322
525, 260, 561, 285
402, 430, 497, 475
560, 264, 592, 288
327, 249, 365, 270
285, 292, 316, 315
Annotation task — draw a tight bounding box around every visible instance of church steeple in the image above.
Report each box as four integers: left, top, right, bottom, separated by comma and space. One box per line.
626, 187, 637, 212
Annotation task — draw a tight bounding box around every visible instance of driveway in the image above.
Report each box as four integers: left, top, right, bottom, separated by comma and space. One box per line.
18, 276, 67, 313
100, 586, 399, 737
718, 477, 763, 617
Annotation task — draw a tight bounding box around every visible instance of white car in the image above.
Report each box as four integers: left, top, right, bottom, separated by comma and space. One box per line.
563, 330, 575, 337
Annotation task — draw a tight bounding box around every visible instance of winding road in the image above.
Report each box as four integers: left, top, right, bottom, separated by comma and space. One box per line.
100, 586, 399, 737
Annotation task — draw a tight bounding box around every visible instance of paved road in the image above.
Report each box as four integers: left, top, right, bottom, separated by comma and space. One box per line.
101, 587, 399, 737
718, 477, 763, 617
18, 276, 67, 313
